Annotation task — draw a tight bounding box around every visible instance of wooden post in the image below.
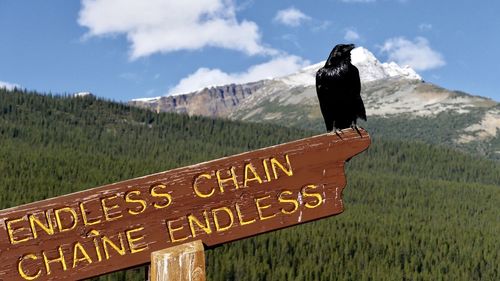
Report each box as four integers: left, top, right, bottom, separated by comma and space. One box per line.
150, 240, 205, 281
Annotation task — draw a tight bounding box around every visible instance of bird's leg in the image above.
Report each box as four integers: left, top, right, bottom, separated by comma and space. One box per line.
334, 128, 343, 139
351, 121, 362, 136
328, 128, 343, 139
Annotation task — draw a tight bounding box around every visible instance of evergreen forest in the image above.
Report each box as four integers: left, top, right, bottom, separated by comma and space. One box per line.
1, 89, 499, 280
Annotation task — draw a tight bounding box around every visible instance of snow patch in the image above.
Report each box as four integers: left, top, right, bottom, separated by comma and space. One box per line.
73, 91, 93, 97
131, 96, 163, 102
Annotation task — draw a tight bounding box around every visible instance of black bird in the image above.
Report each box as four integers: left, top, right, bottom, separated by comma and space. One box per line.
316, 44, 366, 133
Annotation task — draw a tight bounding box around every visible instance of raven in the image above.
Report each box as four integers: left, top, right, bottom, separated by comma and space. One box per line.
316, 44, 366, 133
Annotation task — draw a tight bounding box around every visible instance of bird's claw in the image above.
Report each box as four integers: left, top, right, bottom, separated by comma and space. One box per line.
351, 125, 362, 136
326, 129, 343, 139
334, 129, 343, 139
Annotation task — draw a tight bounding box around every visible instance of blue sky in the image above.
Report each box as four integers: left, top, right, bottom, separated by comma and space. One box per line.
0, 0, 499, 101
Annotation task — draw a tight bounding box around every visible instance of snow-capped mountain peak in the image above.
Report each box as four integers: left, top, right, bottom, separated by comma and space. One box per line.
351, 47, 421, 82
278, 47, 421, 87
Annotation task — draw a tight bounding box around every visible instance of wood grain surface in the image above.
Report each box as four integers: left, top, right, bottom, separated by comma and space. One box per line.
150, 240, 205, 281
0, 128, 370, 280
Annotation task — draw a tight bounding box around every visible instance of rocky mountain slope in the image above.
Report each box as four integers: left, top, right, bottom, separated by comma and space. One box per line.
130, 47, 500, 159
131, 81, 263, 117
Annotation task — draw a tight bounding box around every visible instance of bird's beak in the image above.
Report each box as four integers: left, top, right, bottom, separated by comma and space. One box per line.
347, 44, 356, 51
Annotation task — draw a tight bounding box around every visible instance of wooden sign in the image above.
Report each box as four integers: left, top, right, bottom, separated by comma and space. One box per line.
0, 128, 370, 280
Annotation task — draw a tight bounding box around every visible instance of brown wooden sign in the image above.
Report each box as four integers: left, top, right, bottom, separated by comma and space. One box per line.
0, 128, 370, 280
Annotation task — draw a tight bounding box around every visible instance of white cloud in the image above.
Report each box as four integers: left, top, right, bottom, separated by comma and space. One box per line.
311, 20, 332, 32
78, 0, 275, 59
380, 37, 445, 71
274, 7, 311, 27
418, 23, 433, 31
0, 81, 21, 90
169, 55, 310, 95
344, 28, 361, 41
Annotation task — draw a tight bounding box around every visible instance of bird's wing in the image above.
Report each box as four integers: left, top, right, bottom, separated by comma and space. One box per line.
316, 69, 335, 132
349, 66, 366, 121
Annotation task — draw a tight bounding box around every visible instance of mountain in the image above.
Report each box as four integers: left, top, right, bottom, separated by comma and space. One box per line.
131, 81, 264, 118
130, 47, 500, 160
129, 47, 422, 118
1, 88, 499, 280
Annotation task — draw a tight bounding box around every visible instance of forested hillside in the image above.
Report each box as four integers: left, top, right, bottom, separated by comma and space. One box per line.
1, 89, 499, 280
